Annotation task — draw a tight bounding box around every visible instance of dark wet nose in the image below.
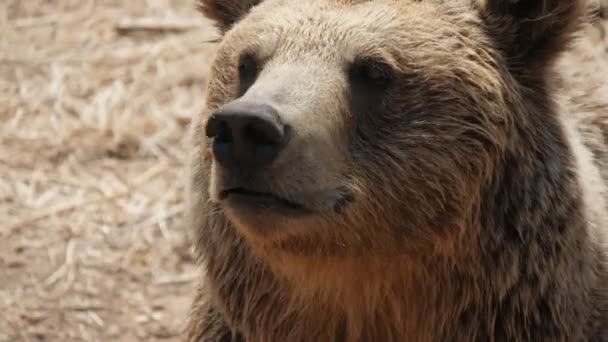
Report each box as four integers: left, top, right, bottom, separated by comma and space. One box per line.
205, 101, 288, 169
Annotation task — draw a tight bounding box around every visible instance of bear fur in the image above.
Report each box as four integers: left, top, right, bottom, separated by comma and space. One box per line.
185, 0, 608, 341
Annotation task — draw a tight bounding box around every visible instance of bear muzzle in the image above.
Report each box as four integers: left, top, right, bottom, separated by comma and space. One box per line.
205, 100, 313, 217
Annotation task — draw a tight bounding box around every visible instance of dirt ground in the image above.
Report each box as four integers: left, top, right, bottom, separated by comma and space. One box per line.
1, 1, 219, 341
0, 1, 607, 342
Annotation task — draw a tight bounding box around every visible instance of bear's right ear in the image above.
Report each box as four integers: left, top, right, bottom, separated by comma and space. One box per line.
197, 0, 263, 34
476, 0, 587, 68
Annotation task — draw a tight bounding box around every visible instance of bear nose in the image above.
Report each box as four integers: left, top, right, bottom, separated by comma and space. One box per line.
205, 101, 288, 169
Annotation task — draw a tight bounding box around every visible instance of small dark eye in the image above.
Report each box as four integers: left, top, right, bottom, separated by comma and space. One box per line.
349, 58, 394, 91
238, 53, 260, 96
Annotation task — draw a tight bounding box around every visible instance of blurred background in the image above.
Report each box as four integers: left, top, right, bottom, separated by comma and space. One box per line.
0, 1, 607, 342
1, 1, 218, 340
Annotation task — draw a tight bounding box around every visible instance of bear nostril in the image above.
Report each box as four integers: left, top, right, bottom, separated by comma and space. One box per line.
215, 121, 233, 143
205, 114, 231, 141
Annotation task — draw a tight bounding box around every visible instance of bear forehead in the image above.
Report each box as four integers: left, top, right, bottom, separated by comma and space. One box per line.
224, 0, 488, 68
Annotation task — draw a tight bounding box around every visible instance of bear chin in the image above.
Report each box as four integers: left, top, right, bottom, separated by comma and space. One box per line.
221, 188, 311, 215
218, 189, 319, 238
212, 171, 357, 238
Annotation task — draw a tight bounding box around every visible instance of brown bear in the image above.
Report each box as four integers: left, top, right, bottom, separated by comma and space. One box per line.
185, 0, 608, 341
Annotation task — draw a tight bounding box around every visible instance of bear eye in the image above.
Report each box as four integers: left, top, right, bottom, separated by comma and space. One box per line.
349, 58, 395, 91
237, 53, 260, 96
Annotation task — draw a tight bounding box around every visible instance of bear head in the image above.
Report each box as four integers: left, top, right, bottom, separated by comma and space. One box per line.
192, 0, 589, 258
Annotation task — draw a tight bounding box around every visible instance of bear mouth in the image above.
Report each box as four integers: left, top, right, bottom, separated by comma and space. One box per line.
220, 187, 311, 216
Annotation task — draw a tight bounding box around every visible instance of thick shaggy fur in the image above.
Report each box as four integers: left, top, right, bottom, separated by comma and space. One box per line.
185, 0, 608, 341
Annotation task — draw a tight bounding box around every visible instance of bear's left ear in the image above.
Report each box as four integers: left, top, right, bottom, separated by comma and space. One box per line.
476, 0, 588, 67
197, 0, 263, 34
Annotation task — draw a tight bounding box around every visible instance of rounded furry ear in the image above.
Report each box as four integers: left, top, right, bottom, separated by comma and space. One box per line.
197, 0, 263, 34
476, 0, 587, 66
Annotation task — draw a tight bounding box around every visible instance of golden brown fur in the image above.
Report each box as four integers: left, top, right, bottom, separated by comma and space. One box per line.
185, 0, 608, 341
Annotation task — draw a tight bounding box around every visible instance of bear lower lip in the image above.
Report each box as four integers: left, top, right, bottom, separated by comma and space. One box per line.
220, 188, 310, 215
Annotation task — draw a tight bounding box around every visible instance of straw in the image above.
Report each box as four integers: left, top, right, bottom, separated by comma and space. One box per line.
1, 0, 218, 340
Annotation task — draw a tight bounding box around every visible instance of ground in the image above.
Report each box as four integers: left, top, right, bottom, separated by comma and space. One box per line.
0, 1, 218, 341
0, 1, 606, 342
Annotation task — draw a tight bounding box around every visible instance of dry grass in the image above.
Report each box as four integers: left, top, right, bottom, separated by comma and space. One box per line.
1, 1, 607, 342
0, 1, 219, 341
